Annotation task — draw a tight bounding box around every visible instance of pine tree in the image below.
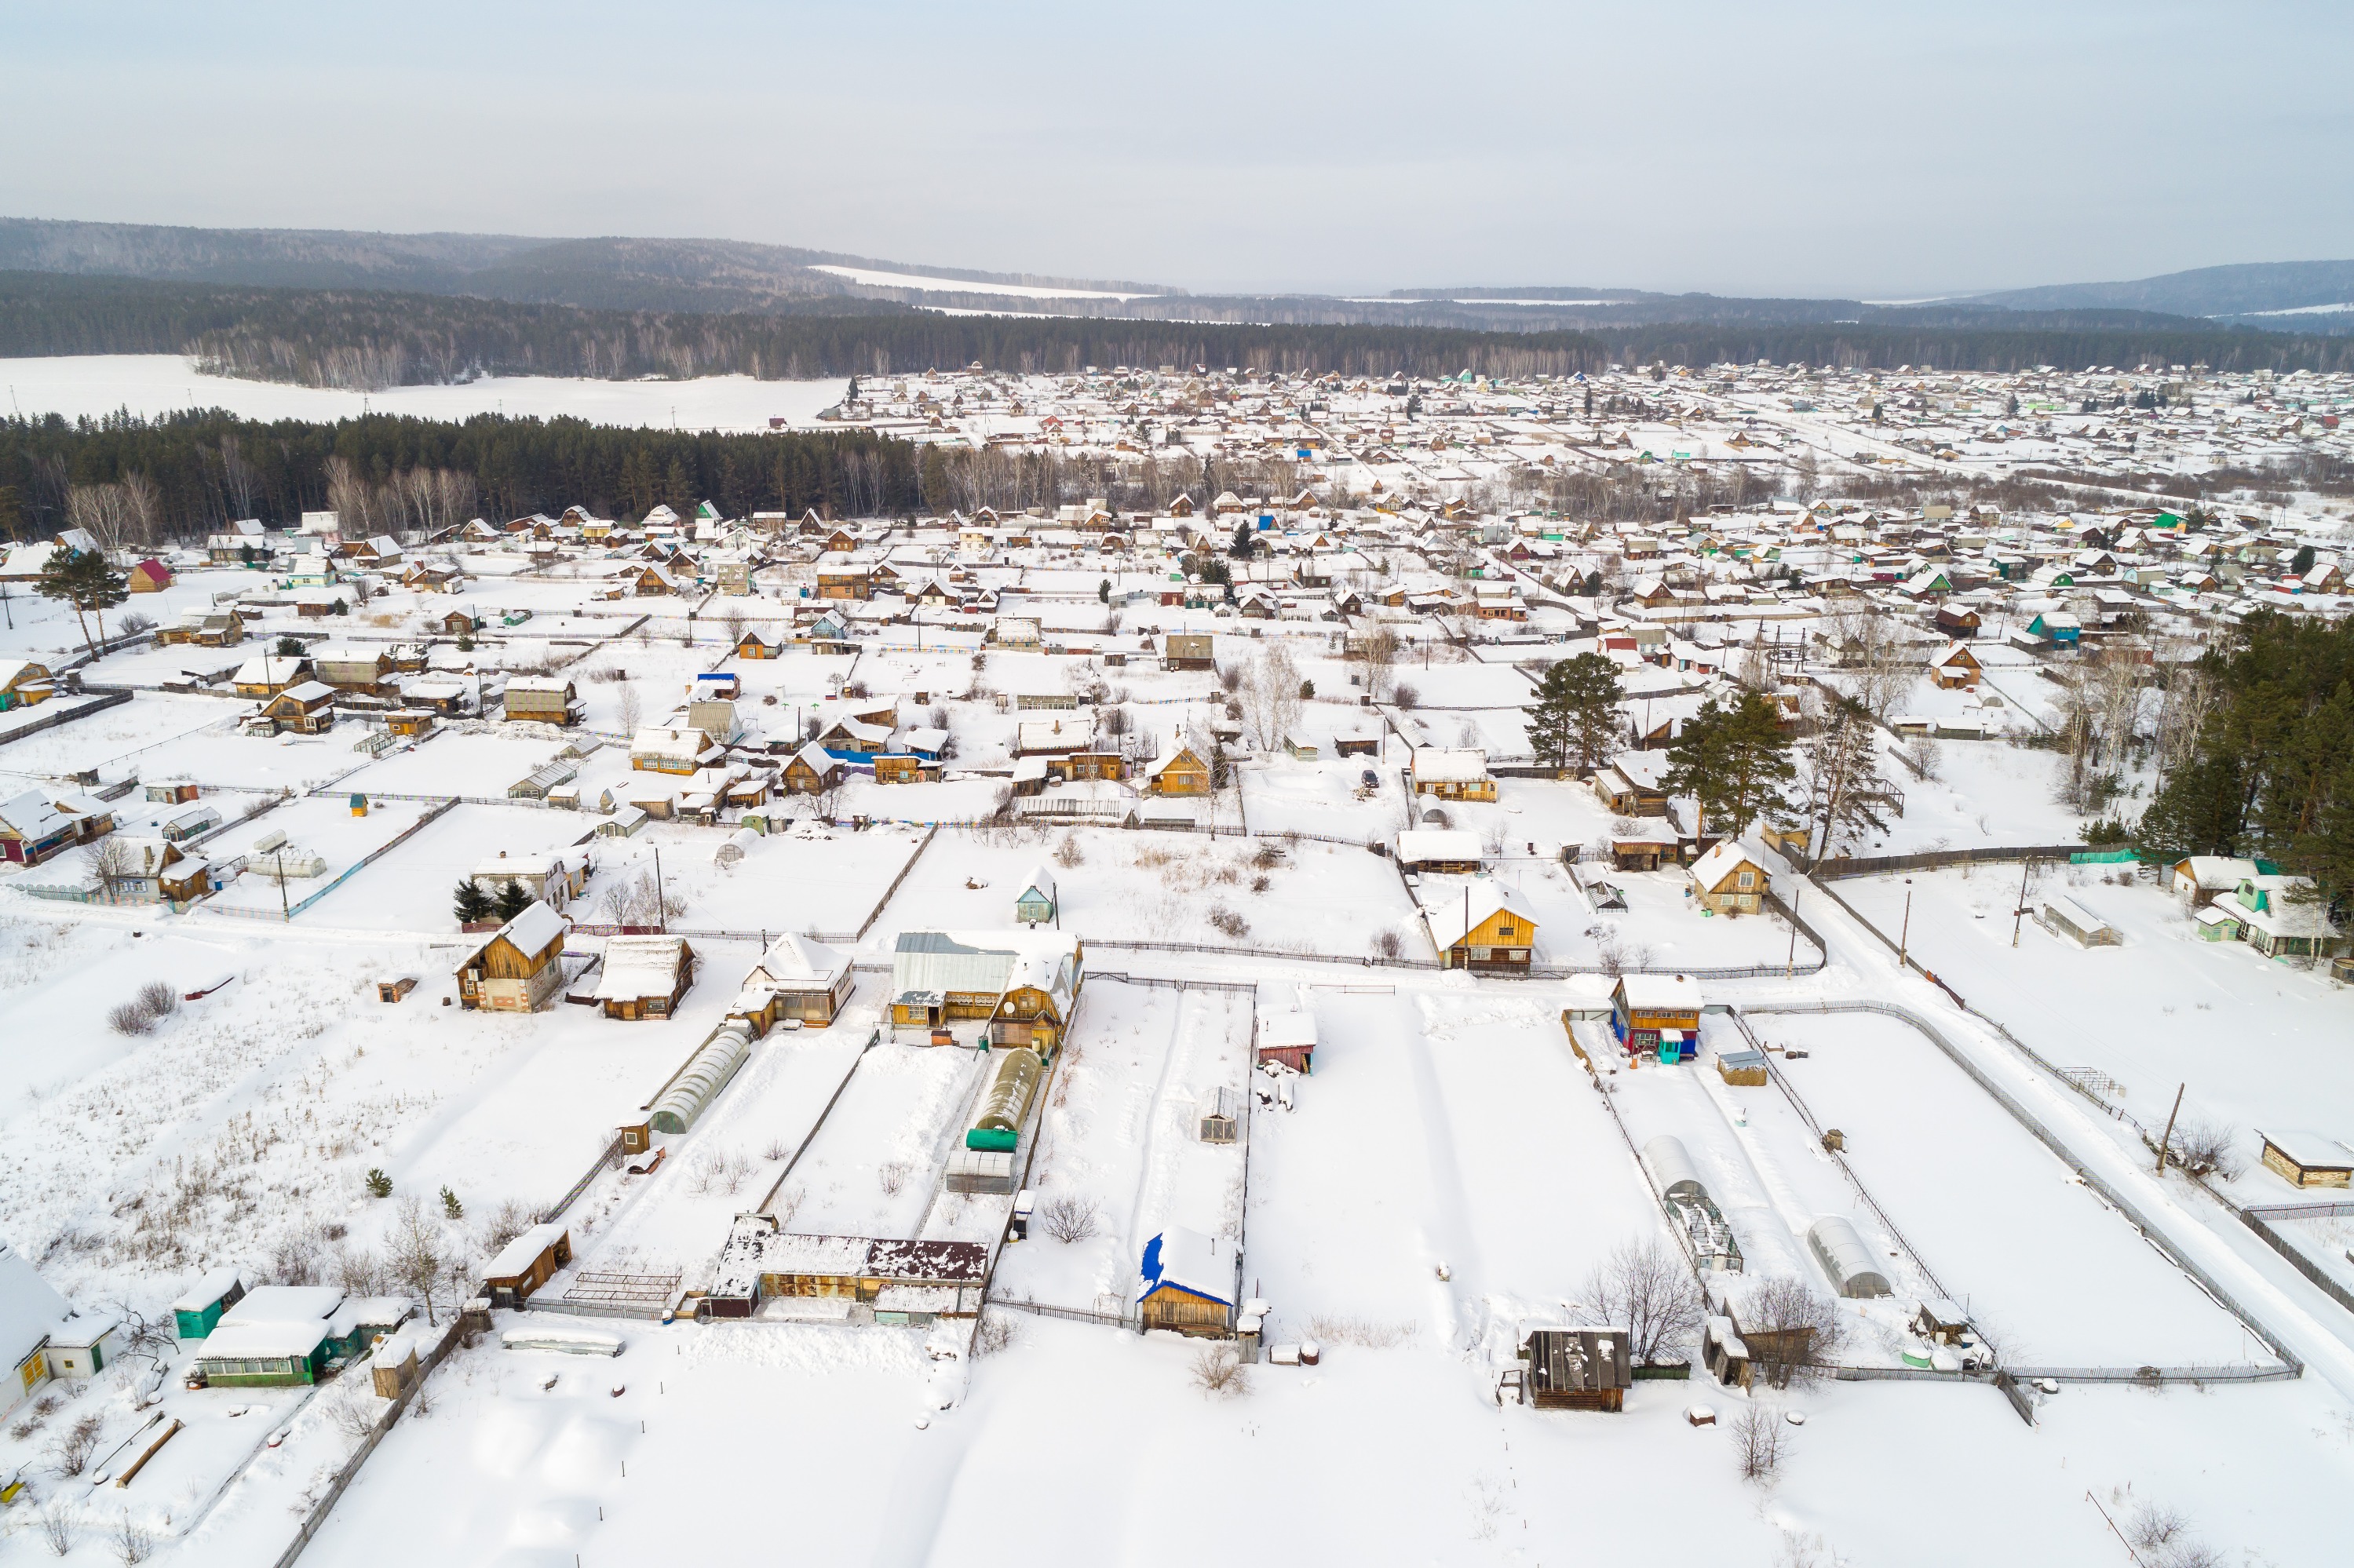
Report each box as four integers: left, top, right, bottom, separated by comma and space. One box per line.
36, 548, 129, 655
1229, 520, 1254, 559
1664, 692, 1795, 839
453, 879, 493, 925
1526, 652, 1623, 775
494, 878, 532, 921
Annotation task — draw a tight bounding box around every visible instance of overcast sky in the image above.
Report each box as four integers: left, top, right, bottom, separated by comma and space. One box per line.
7, 1, 2350, 299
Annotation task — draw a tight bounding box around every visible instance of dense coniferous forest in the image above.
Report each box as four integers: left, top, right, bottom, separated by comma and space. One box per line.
2136, 611, 2354, 913
0, 408, 920, 540
3, 272, 2350, 391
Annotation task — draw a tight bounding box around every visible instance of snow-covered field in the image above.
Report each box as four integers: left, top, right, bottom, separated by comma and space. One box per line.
0, 356, 849, 432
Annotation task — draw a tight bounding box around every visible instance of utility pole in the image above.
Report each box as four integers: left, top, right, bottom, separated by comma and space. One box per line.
1785, 883, 1801, 978
2013, 858, 2033, 947
653, 845, 667, 934
274, 848, 290, 922
2156, 1082, 2185, 1175
1898, 877, 1914, 970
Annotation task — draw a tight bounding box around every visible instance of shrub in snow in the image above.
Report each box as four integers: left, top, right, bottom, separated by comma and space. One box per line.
1036, 1195, 1100, 1244
1732, 1402, 1787, 1482
1207, 908, 1249, 940
365, 1168, 393, 1198
1190, 1344, 1250, 1398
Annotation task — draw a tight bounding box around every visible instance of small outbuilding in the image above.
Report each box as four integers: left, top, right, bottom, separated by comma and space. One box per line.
1519, 1326, 1631, 1411
2258, 1130, 2353, 1190
171, 1269, 247, 1340
482, 1224, 573, 1307
1015, 866, 1058, 925
593, 935, 695, 1019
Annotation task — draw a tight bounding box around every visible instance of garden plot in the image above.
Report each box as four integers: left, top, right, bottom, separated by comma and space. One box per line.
1832, 866, 2354, 1176
0, 691, 232, 784
991, 980, 1250, 1315
201, 797, 440, 921
340, 731, 584, 799
632, 820, 927, 936
288, 804, 593, 931
1237, 754, 1411, 842
1242, 988, 1656, 1355
0, 918, 254, 1094
94, 724, 373, 794
864, 826, 1418, 958
299, 1322, 936, 1568
384, 950, 770, 1233
566, 1019, 876, 1288
770, 1041, 987, 1240
1739, 1011, 2255, 1366
1392, 702, 1533, 760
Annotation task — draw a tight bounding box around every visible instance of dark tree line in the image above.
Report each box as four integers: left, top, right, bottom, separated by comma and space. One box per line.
0, 408, 921, 541
2137, 611, 2354, 914
5, 272, 2352, 392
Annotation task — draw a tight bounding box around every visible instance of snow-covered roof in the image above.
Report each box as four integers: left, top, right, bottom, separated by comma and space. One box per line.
1410, 747, 1489, 782
1688, 841, 1763, 892
0, 1238, 79, 1370
220, 1284, 343, 1327
593, 935, 689, 1000
2257, 1130, 2354, 1171
1018, 864, 1057, 903
745, 934, 850, 992
1396, 828, 1482, 864
1140, 1226, 1233, 1307
485, 1223, 570, 1280
1615, 973, 1701, 1012
171, 1267, 245, 1314
1418, 884, 1538, 950
470, 900, 568, 965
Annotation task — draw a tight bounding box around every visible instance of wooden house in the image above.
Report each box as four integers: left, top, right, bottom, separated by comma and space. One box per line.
1137, 1227, 1236, 1337
1394, 827, 1482, 874
873, 753, 940, 785
2258, 1131, 2353, 1190
1254, 994, 1316, 1074
454, 901, 570, 1012
1611, 973, 1702, 1060
1144, 746, 1213, 796
735, 629, 783, 659
481, 1225, 572, 1307
1408, 748, 1496, 801
308, 645, 394, 695
1929, 641, 1982, 690
0, 659, 56, 711
815, 555, 872, 600
1933, 604, 1982, 639
1593, 753, 1670, 816
126, 558, 173, 593
1418, 885, 1538, 972
1687, 841, 1768, 915
593, 935, 696, 1019
258, 680, 338, 736
781, 743, 848, 795
232, 655, 310, 698
732, 934, 853, 1030
502, 676, 582, 726
1162, 633, 1216, 671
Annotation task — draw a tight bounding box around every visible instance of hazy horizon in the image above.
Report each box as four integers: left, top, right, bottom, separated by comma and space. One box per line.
6, 1, 2351, 301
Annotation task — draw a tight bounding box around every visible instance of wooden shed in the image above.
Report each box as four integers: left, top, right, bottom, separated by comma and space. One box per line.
2259, 1130, 2353, 1190
1520, 1326, 1631, 1411
592, 935, 695, 1020
482, 1224, 572, 1307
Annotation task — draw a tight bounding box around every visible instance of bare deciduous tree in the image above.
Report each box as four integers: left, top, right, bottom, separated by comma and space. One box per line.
389, 1196, 448, 1327
1579, 1237, 1701, 1366
1189, 1343, 1250, 1398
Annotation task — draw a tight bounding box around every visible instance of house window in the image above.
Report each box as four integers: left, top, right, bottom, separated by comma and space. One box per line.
1736, 871, 1754, 890
1498, 919, 1516, 936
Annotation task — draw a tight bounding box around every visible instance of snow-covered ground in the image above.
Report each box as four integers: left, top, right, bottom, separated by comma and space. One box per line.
0, 356, 848, 431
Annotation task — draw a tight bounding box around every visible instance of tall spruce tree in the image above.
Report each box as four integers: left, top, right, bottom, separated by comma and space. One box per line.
1663, 691, 1795, 839
1526, 652, 1624, 775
